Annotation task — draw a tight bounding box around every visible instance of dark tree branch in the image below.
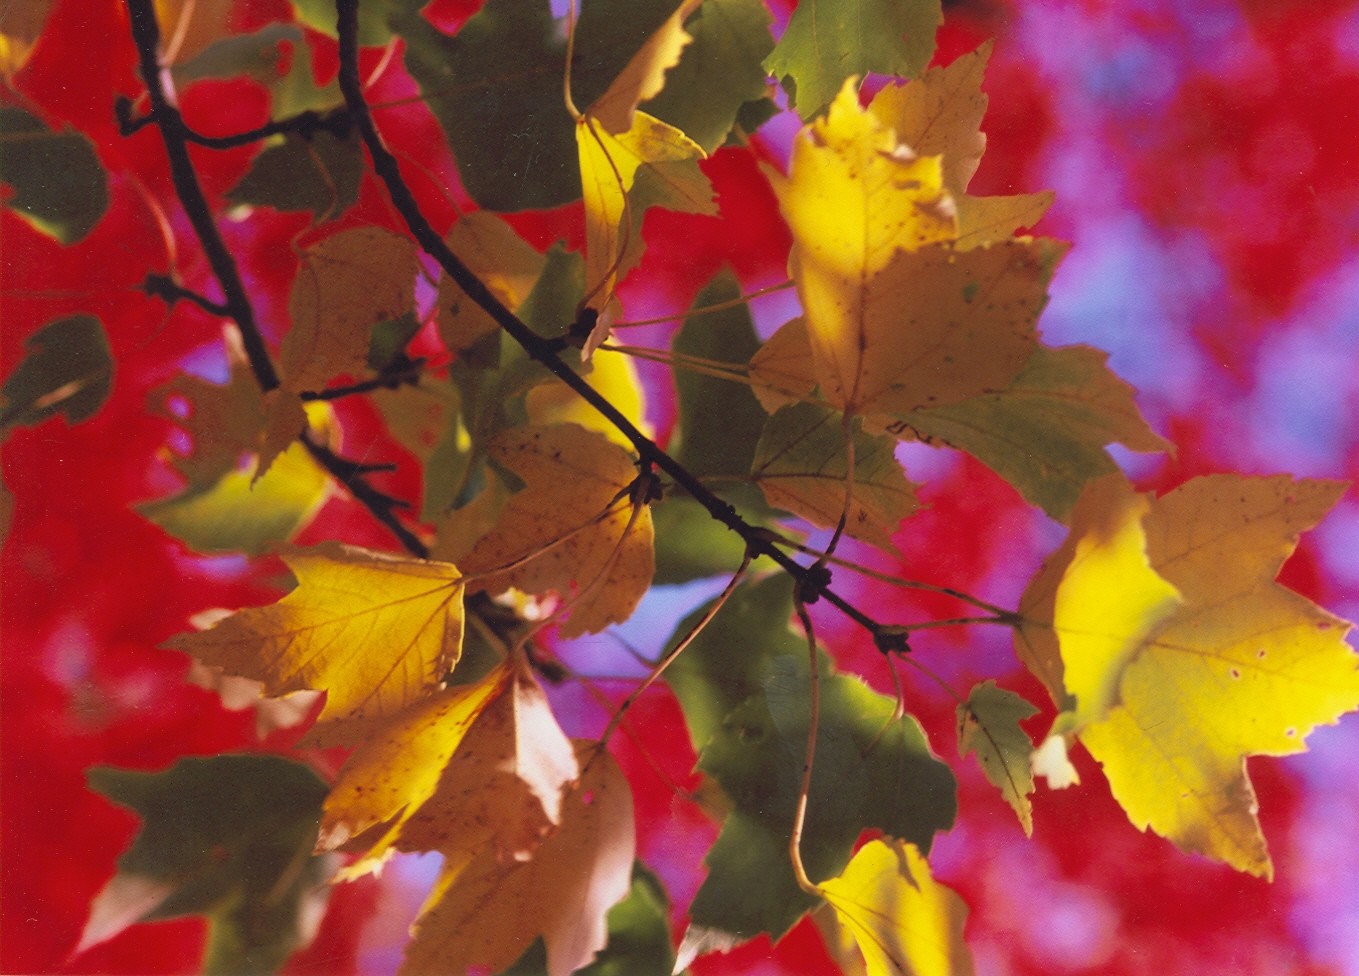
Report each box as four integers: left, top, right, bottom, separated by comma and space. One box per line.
124, 0, 425, 557
181, 108, 353, 150
331, 0, 887, 642
141, 273, 230, 316
299, 358, 426, 402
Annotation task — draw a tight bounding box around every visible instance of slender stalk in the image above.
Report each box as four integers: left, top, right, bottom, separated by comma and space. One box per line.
788, 595, 822, 897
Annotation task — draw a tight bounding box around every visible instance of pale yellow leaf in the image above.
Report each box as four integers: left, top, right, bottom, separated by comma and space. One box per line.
283, 227, 418, 392
1018, 474, 1359, 877
459, 424, 654, 637
402, 745, 635, 976
166, 542, 465, 747
869, 41, 992, 196
436, 212, 545, 352
818, 840, 974, 976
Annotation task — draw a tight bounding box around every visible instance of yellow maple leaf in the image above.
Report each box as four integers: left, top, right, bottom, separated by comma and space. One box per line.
166, 542, 466, 747
389, 657, 580, 864
402, 744, 635, 976
817, 839, 974, 976
283, 227, 418, 392
1018, 474, 1359, 877
458, 424, 654, 637
318, 662, 511, 873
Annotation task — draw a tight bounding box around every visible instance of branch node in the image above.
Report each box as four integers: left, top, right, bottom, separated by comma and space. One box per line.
873, 626, 912, 655
114, 95, 156, 136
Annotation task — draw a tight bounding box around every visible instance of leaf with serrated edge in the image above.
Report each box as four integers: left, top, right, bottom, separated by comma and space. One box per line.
319, 662, 510, 870
166, 543, 465, 747
1020, 474, 1359, 877
751, 402, 918, 551
390, 658, 580, 865
898, 345, 1170, 522
437, 212, 546, 352
869, 41, 992, 196
459, 424, 654, 637
642, 0, 775, 152
817, 839, 975, 976
954, 192, 1054, 249
589, 0, 702, 136
764, 0, 942, 117
957, 681, 1039, 835
401, 744, 634, 976
283, 227, 417, 392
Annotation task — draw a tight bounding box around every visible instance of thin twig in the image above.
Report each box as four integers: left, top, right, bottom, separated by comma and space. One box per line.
788, 594, 822, 896
332, 0, 886, 641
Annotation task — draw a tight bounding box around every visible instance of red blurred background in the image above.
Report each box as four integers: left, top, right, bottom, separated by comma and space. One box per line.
4, 0, 1358, 973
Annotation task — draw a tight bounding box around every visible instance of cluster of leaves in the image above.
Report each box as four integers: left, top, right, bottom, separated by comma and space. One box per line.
3, 0, 1356, 974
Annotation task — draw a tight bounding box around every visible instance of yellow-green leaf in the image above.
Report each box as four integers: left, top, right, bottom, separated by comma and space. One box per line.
764, 0, 943, 118
166, 543, 466, 747
402, 745, 634, 976
751, 402, 918, 551
957, 681, 1039, 835
139, 437, 332, 556
817, 840, 974, 976
954, 192, 1054, 249
459, 424, 654, 637
588, 0, 702, 136
283, 227, 418, 392
898, 345, 1170, 522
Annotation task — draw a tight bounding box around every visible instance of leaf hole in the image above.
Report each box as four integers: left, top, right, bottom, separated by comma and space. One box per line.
1230, 668, 1240, 679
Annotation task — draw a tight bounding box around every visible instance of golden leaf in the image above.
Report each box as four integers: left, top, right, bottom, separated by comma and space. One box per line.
283, 227, 418, 392
436, 212, 545, 353
166, 542, 465, 747
459, 424, 654, 637
818, 840, 974, 976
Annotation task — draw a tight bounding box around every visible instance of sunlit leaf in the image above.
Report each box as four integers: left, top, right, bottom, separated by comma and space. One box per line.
817, 839, 974, 976
83, 755, 330, 975
526, 348, 652, 449
0, 314, 112, 433
954, 192, 1054, 249
748, 316, 817, 414
0, 107, 108, 244
459, 424, 654, 637
869, 41, 992, 196
589, 0, 702, 136
957, 680, 1039, 835
751, 401, 918, 551
1018, 474, 1359, 877
765, 0, 942, 117
388, 657, 579, 865
402, 744, 635, 976
576, 110, 710, 316
283, 227, 418, 392
371, 378, 470, 520
166, 543, 466, 747
319, 662, 510, 871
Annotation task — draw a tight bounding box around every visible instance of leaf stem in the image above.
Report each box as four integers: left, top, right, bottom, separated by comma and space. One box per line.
788, 594, 822, 897
610, 279, 795, 329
